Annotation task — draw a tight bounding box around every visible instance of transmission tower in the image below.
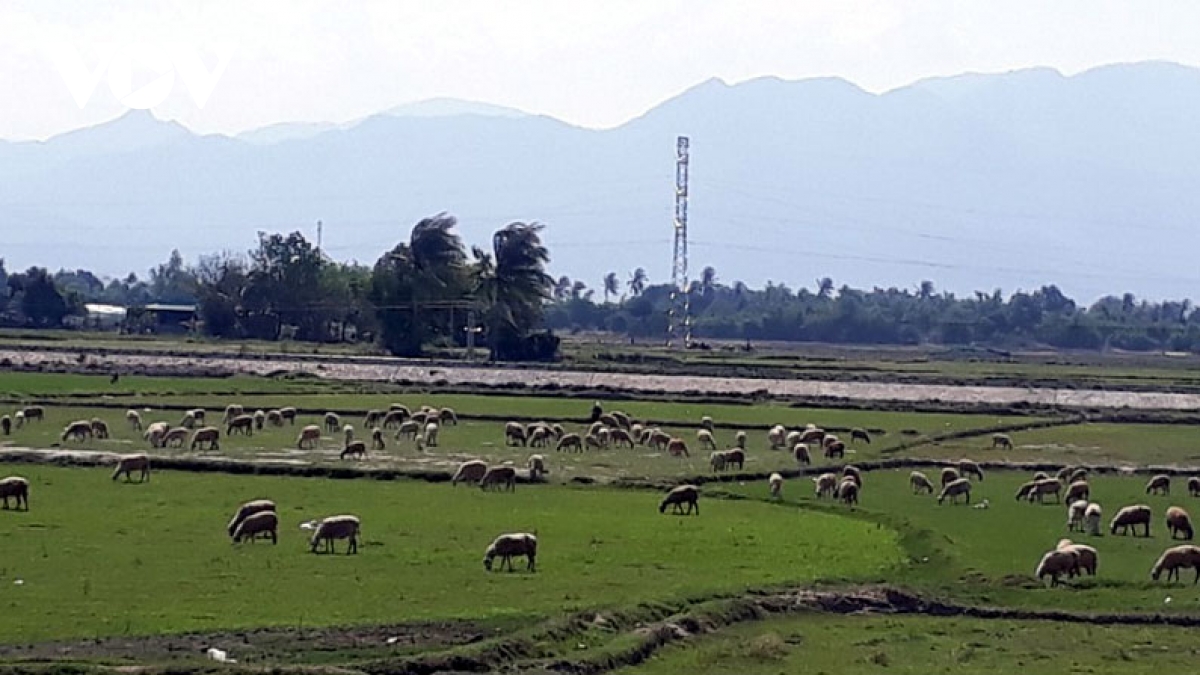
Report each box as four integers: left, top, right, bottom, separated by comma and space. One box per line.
668, 136, 691, 348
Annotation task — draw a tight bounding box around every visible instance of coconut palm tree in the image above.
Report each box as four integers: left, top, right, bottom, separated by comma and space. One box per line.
699, 266, 717, 295
553, 275, 572, 302
603, 272, 619, 304
627, 268, 647, 297
816, 277, 835, 299
482, 222, 553, 359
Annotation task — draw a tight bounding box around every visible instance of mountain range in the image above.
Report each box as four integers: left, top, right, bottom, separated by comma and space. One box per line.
3, 61, 1199, 303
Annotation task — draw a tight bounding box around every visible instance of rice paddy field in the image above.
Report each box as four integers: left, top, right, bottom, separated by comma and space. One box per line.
3, 368, 1200, 673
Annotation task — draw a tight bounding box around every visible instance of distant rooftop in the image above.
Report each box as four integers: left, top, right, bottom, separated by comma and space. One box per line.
143, 303, 196, 313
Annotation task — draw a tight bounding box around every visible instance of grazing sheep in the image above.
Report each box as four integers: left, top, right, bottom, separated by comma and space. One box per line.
767, 425, 786, 450
850, 428, 871, 444
821, 434, 840, 450
411, 411, 429, 426
1166, 506, 1194, 540
723, 448, 746, 470
1035, 548, 1078, 587
227, 499, 276, 537
1067, 500, 1088, 532
381, 410, 408, 429
1055, 466, 1075, 482
423, 422, 440, 448
162, 427, 188, 448
813, 473, 839, 499
253, 410, 266, 430
479, 466, 517, 492
364, 410, 385, 427
278, 407, 297, 425
502, 422, 528, 447
180, 411, 198, 429
222, 404, 244, 424
296, 425, 322, 450
309, 515, 361, 554
13, 411, 23, 429
447, 462, 487, 490
837, 478, 859, 505
785, 430, 803, 451
584, 432, 605, 451
648, 430, 672, 452
342, 424, 355, 444
1033, 471, 1050, 481
709, 450, 727, 473
842, 465, 863, 487
666, 437, 690, 458
232, 510, 278, 544
227, 414, 255, 436
1110, 504, 1153, 537
792, 443, 811, 466
61, 420, 94, 442
112, 454, 150, 482
587, 421, 605, 438
0, 415, 10, 436
323, 412, 341, 432
484, 532, 537, 572
340, 439, 367, 460
824, 440, 846, 460
992, 433, 1013, 449
700, 415, 714, 431
659, 485, 700, 515
389, 403, 411, 415
439, 408, 458, 426
21, 406, 45, 423
265, 410, 284, 428
370, 427, 385, 451
1083, 503, 1103, 536
1055, 540, 1099, 577
190, 426, 221, 451
769, 473, 784, 499
0, 476, 30, 510
734, 431, 747, 450
1067, 468, 1088, 484
1065, 480, 1090, 504
940, 467, 961, 488
958, 460, 984, 482
1150, 544, 1200, 583
1146, 474, 1171, 496
557, 433, 583, 453
1015, 480, 1038, 501
143, 421, 169, 448
696, 429, 717, 452
799, 428, 825, 444
910, 471, 934, 495
1028, 478, 1063, 504
1189, 476, 1200, 497
87, 418, 110, 440
610, 411, 631, 429
527, 454, 547, 480
529, 426, 551, 448
125, 410, 143, 431
609, 428, 634, 449
595, 414, 618, 430
937, 478, 972, 505
395, 420, 419, 440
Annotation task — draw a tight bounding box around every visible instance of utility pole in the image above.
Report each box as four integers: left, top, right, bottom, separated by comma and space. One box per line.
668, 136, 691, 348
316, 220, 323, 254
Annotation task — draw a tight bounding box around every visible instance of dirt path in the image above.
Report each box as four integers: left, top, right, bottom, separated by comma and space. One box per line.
6, 348, 1200, 411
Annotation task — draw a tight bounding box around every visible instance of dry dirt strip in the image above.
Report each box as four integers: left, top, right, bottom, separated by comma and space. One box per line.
5, 348, 1200, 410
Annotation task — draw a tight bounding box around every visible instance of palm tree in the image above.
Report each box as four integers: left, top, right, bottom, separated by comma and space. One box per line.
553, 275, 572, 302
699, 266, 717, 295
571, 280, 588, 300
603, 272, 619, 304
482, 222, 553, 360
816, 277, 835, 299
627, 268, 647, 297
918, 280, 935, 300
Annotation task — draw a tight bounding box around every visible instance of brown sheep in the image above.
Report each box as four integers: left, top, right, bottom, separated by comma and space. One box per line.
557, 433, 583, 453
232, 511, 279, 544
842, 465, 862, 487
162, 427, 188, 448
364, 410, 385, 427
910, 471, 934, 495
723, 448, 746, 471
1035, 548, 1079, 587
222, 404, 244, 424
1166, 506, 1194, 540
793, 443, 811, 465
813, 473, 839, 498
323, 412, 341, 432
958, 460, 984, 482
1055, 539, 1099, 577
22, 406, 45, 423
279, 407, 297, 425
439, 408, 458, 426
112, 454, 150, 483
837, 479, 859, 505
1065, 480, 1089, 504
609, 428, 634, 449
1146, 474, 1171, 496
1151, 544, 1200, 583
1067, 468, 1088, 484
370, 427, 385, 451
88, 418, 110, 440
824, 440, 846, 460
227, 414, 255, 436
296, 425, 322, 450
340, 440, 367, 460
1028, 478, 1063, 504
310, 515, 360, 554
992, 433, 1013, 449
0, 415, 9, 436
666, 438, 690, 458
484, 532, 537, 572
0, 476, 30, 510
227, 499, 276, 537
799, 428, 825, 444
479, 466, 517, 492
1110, 504, 1153, 537
1189, 476, 1200, 497
940, 467, 961, 488
265, 410, 285, 427
659, 485, 700, 515
850, 428, 871, 444
61, 420, 94, 442
938, 478, 972, 505
505, 422, 528, 447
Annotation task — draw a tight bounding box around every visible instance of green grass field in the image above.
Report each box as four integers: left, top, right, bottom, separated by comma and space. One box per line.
0, 465, 901, 644
619, 613, 1200, 675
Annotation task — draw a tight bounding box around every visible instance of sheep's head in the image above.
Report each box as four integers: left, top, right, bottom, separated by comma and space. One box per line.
483, 547, 496, 571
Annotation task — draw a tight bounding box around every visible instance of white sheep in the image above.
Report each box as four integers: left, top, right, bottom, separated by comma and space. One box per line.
190, 426, 221, 451
296, 424, 322, 450
769, 473, 783, 499
1055, 539, 1099, 577
1066, 500, 1088, 532
424, 422, 440, 448
1150, 544, 1200, 583
61, 420, 93, 442
937, 478, 972, 505
1146, 474, 1171, 496
371, 427, 385, 451
1035, 548, 1078, 587
1065, 480, 1089, 504
910, 471, 934, 495
767, 425, 786, 450
343, 424, 355, 446
309, 514, 361, 554
527, 454, 547, 480
112, 454, 150, 483
324, 412, 341, 433
1110, 504, 1152, 537
232, 510, 279, 544
125, 409, 143, 431
813, 473, 839, 499
1166, 506, 1194, 540
227, 499, 276, 537
659, 485, 700, 515
696, 429, 717, 452
396, 420, 419, 440
735, 431, 747, 450
792, 443, 811, 466
484, 532, 537, 572
479, 466, 517, 491
1027, 478, 1063, 504
709, 450, 727, 473
1083, 502, 1103, 536
700, 415, 714, 431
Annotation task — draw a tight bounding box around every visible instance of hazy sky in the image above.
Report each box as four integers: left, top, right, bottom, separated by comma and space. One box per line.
3, 0, 1200, 140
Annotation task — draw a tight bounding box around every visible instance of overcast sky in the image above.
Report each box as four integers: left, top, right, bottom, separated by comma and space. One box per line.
3, 0, 1200, 140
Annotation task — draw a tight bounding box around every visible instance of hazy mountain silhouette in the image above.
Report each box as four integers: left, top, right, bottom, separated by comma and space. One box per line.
2, 62, 1198, 302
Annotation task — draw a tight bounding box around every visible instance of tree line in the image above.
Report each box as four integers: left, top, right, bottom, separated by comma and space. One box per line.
3, 218, 1200, 356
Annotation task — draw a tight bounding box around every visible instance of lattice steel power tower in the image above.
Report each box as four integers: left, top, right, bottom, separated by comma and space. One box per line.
667, 136, 691, 348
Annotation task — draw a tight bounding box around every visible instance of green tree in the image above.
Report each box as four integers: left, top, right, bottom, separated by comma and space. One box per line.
481, 222, 553, 360
627, 268, 647, 297
10, 267, 72, 327
243, 232, 326, 340
194, 252, 249, 338
603, 272, 619, 304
